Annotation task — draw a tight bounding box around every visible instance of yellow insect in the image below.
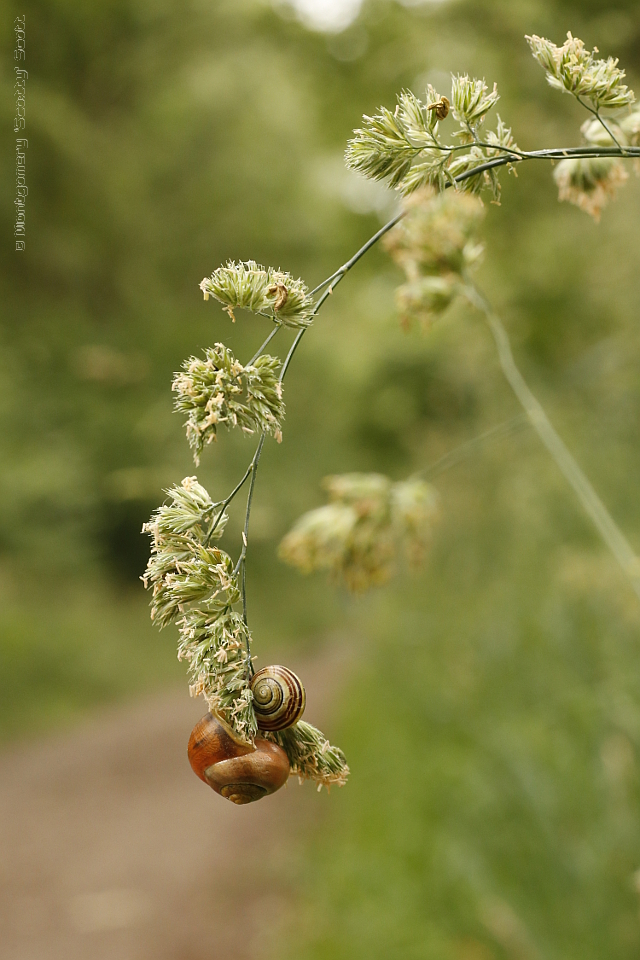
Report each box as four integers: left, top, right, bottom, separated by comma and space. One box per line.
268, 283, 289, 311
426, 95, 450, 120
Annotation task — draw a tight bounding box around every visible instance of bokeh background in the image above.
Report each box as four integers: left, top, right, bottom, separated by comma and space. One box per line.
3, 0, 640, 957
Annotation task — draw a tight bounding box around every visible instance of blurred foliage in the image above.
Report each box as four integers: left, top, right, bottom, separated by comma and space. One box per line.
2, 0, 640, 955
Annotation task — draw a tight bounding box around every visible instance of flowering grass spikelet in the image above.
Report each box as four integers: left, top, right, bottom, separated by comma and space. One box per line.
619, 111, 640, 146
266, 721, 349, 789
448, 111, 518, 201
395, 276, 458, 331
142, 478, 232, 625
143, 478, 257, 742
148, 476, 227, 539
172, 343, 285, 463
345, 86, 444, 190
451, 75, 500, 126
178, 609, 257, 743
553, 156, 628, 221
391, 477, 440, 565
325, 472, 392, 509
280, 472, 439, 593
385, 187, 485, 277
278, 503, 359, 575
581, 112, 640, 149
484, 114, 519, 158
527, 33, 635, 111
143, 532, 239, 628
383, 187, 484, 329
199, 260, 314, 328
346, 77, 517, 199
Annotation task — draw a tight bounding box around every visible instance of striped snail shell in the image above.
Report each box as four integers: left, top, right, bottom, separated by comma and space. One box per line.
188, 712, 290, 805
250, 665, 306, 731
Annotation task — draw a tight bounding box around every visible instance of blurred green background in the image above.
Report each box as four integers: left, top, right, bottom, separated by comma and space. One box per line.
3, 0, 640, 956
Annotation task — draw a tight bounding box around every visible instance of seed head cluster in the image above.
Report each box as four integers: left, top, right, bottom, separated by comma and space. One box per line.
554, 157, 628, 221
383, 187, 485, 330
551, 110, 640, 220
527, 32, 635, 111
266, 721, 350, 789
345, 78, 517, 200
142, 478, 257, 742
172, 343, 285, 464
200, 260, 315, 328
142, 477, 350, 776
280, 472, 439, 593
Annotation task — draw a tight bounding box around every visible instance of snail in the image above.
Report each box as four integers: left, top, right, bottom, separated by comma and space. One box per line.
187, 665, 305, 803
250, 664, 306, 731
188, 712, 290, 804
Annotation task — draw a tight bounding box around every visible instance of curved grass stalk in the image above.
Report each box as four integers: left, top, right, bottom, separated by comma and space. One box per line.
464, 282, 640, 603
419, 415, 529, 480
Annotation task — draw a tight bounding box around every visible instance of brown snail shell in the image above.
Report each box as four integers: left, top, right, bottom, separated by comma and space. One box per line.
250, 665, 306, 731
188, 712, 290, 805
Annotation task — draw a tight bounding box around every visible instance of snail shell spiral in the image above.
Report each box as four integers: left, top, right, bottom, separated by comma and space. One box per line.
188, 712, 290, 804
250, 665, 306, 731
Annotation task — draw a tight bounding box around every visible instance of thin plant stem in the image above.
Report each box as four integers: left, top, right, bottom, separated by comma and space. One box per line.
448, 145, 640, 189
594, 112, 627, 154
280, 329, 306, 382
279, 145, 639, 378
464, 281, 640, 603
204, 448, 259, 545
234, 431, 266, 671
234, 432, 266, 582
280, 212, 406, 380
418, 415, 528, 480
248, 325, 281, 366
574, 95, 628, 153
523, 145, 638, 158
310, 270, 343, 296
338, 211, 406, 272
233, 214, 411, 623
249, 145, 640, 375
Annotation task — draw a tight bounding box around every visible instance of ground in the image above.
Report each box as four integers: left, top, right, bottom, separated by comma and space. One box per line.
0, 645, 350, 960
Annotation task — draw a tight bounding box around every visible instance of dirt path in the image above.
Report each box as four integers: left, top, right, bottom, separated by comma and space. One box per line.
0, 645, 350, 960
